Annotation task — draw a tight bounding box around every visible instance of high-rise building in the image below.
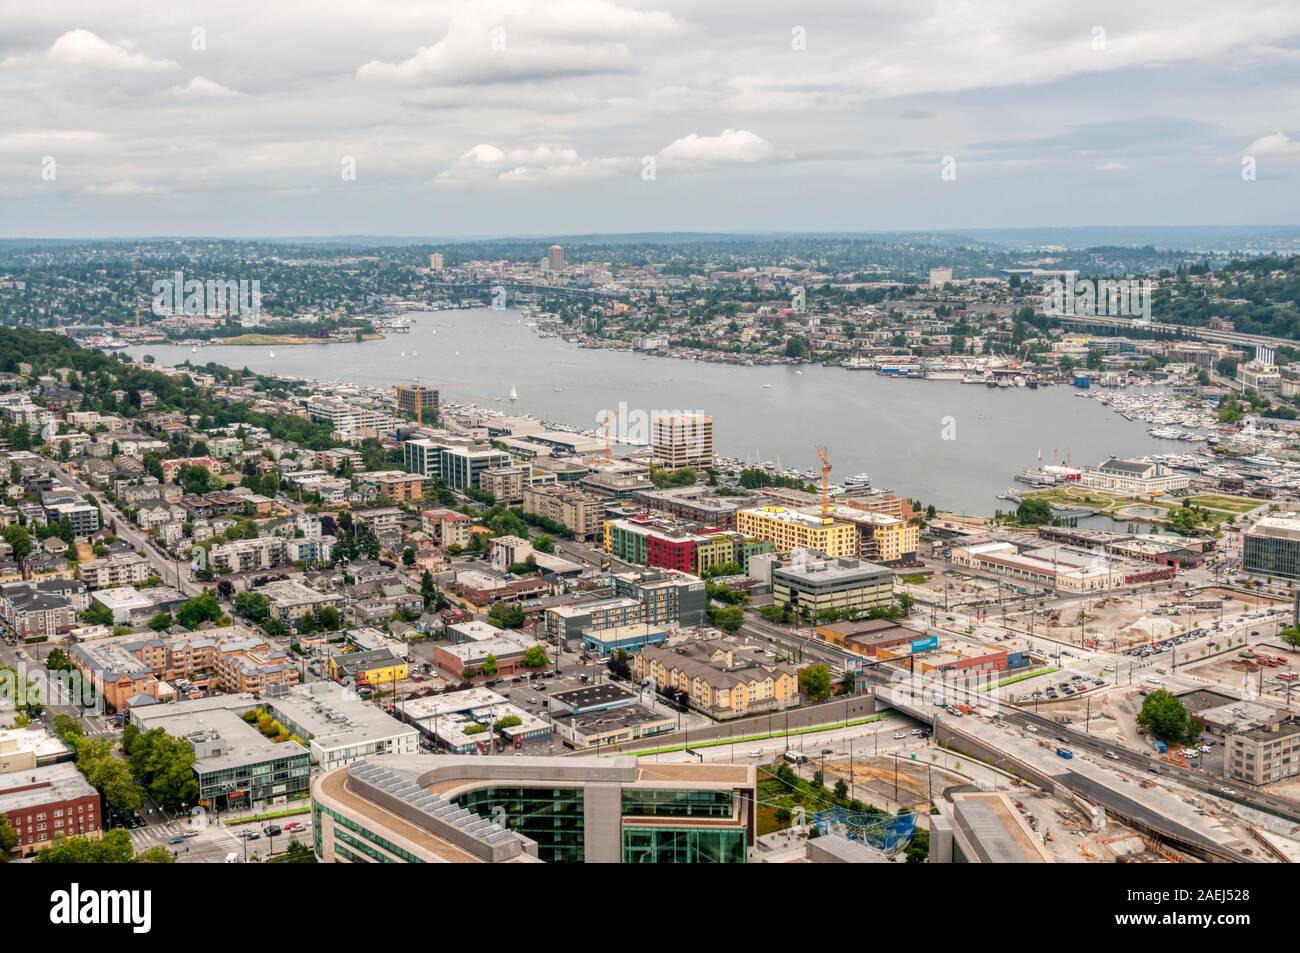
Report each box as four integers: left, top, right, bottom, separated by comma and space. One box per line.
652, 412, 714, 470
394, 382, 439, 423
429, 252, 445, 271
547, 244, 565, 272
929, 267, 953, 289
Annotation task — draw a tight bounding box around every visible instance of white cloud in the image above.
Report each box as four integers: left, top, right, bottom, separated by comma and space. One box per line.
358, 0, 678, 85
1246, 132, 1300, 155
83, 180, 165, 195
168, 77, 241, 98
46, 29, 179, 73
658, 129, 773, 165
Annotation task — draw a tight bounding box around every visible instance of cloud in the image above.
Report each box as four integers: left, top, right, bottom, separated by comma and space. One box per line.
437, 140, 632, 185
1246, 132, 1300, 155
83, 180, 165, 195
357, 0, 678, 86
658, 129, 774, 165
46, 29, 179, 73
168, 76, 242, 98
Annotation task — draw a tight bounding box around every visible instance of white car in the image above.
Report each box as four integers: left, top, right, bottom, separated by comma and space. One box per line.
892, 732, 906, 740
748, 749, 763, 759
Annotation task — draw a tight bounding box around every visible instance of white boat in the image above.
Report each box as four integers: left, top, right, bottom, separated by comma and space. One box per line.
762, 383, 773, 389
190, 346, 198, 353
509, 385, 519, 401
268, 351, 276, 358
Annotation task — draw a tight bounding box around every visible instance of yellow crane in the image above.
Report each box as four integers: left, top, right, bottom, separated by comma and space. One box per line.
815, 444, 832, 519
602, 407, 621, 462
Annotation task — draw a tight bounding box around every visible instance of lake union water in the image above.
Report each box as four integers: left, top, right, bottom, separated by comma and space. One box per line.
128, 307, 1169, 514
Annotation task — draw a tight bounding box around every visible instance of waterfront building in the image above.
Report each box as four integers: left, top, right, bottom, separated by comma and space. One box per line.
1078, 458, 1189, 495
394, 382, 440, 421
651, 412, 714, 470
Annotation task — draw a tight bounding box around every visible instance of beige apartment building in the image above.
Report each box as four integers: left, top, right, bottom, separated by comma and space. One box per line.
522, 485, 604, 540
652, 412, 714, 470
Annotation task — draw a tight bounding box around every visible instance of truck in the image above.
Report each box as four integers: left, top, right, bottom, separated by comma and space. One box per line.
1154, 740, 1168, 755
1055, 747, 1074, 759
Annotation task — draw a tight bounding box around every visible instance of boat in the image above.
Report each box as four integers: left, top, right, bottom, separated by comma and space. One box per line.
509, 385, 519, 401
190, 346, 198, 353
268, 350, 276, 358
763, 384, 773, 389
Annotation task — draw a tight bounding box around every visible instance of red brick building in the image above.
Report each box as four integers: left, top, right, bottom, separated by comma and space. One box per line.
0, 763, 102, 855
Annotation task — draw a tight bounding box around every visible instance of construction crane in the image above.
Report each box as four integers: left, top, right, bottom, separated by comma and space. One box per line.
602, 407, 621, 462
815, 444, 832, 519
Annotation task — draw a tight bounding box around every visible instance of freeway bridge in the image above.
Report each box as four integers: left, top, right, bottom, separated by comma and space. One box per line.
1056, 311, 1291, 354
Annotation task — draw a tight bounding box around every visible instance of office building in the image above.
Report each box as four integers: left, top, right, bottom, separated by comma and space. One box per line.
652, 412, 714, 470
404, 438, 510, 490
311, 755, 755, 863
768, 555, 894, 617
1226, 721, 1300, 785
129, 696, 311, 811
1244, 513, 1300, 581
429, 252, 445, 271
395, 382, 440, 422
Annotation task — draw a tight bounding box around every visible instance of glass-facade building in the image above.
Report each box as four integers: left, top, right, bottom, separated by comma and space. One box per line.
1244, 521, 1300, 581
452, 785, 747, 863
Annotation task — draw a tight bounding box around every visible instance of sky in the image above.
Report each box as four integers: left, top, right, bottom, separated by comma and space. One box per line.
3, 0, 1300, 238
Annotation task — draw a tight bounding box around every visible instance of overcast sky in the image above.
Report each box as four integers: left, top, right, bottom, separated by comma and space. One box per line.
3, 0, 1300, 238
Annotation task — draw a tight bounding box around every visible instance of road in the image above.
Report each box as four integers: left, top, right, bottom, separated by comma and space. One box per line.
44, 460, 200, 596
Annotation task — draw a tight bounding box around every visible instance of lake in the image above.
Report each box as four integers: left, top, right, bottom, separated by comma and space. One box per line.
126, 307, 1168, 514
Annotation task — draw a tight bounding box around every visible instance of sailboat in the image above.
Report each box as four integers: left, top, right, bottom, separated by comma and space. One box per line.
268, 350, 276, 358
191, 346, 198, 353
509, 385, 519, 401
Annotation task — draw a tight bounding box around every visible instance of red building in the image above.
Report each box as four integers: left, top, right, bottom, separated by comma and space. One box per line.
646, 533, 697, 573
0, 763, 102, 855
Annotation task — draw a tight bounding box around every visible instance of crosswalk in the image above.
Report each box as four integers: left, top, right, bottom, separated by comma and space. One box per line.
127, 819, 215, 850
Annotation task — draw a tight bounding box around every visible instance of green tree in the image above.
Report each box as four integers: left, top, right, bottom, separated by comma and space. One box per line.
175, 590, 222, 630
0, 814, 18, 856
799, 664, 832, 703
480, 654, 499, 677
487, 603, 526, 629
523, 645, 548, 668
1015, 497, 1053, 525
234, 591, 269, 623
147, 611, 173, 632
318, 605, 340, 630
707, 604, 745, 632
1137, 689, 1202, 744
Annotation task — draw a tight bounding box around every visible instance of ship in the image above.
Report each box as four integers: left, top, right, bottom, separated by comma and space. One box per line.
509, 385, 519, 401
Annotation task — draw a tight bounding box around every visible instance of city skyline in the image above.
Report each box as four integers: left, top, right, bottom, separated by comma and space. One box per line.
3, 0, 1300, 237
